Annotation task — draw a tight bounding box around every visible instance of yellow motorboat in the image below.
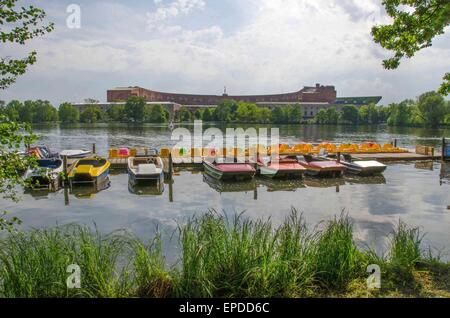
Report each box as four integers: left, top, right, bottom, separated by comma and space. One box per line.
68, 157, 111, 185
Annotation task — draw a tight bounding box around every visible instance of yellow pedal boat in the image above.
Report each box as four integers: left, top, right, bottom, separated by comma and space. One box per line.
68, 157, 110, 185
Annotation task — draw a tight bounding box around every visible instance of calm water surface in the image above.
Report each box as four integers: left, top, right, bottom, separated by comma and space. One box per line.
1, 124, 449, 259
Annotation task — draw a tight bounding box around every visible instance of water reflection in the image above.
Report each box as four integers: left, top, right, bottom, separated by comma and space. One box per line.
69, 178, 111, 200
344, 175, 386, 185
203, 173, 257, 194
415, 161, 434, 171
440, 162, 450, 185
257, 178, 306, 192
128, 181, 164, 196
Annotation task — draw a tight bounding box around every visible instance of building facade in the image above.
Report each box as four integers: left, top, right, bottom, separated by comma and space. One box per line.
73, 84, 382, 120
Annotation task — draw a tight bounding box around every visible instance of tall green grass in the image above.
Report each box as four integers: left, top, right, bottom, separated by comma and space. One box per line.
0, 211, 446, 298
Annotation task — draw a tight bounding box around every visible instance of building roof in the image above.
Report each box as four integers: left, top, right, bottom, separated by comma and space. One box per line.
335, 96, 382, 105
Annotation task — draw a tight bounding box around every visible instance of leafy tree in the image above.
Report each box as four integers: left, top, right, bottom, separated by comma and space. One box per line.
288, 105, 302, 124
202, 108, 213, 122
0, 115, 36, 230
0, 0, 54, 89
259, 107, 272, 124
80, 106, 103, 123
149, 104, 167, 123
59, 103, 80, 123
325, 107, 339, 124
359, 104, 380, 125
416, 91, 447, 127
178, 107, 192, 122
106, 104, 125, 122
372, 0, 450, 95
271, 107, 286, 124
341, 105, 359, 124
387, 100, 414, 126
194, 109, 203, 120
378, 106, 391, 123
19, 100, 35, 123
214, 100, 236, 122
33, 100, 58, 123
124, 96, 146, 122
236, 102, 260, 123
315, 109, 328, 124
3, 100, 22, 121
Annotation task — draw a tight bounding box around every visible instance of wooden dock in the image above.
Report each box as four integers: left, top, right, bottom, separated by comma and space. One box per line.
353, 152, 441, 162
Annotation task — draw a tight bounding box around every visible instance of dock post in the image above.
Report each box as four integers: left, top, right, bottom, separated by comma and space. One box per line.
63, 155, 68, 181
394, 139, 397, 148
92, 143, 96, 155
443, 138, 446, 162
337, 152, 341, 163
168, 152, 173, 177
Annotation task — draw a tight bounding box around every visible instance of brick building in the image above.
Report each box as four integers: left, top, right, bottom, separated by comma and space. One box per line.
73, 84, 382, 120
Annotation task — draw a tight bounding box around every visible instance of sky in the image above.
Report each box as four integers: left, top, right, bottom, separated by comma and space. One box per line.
1, 0, 449, 105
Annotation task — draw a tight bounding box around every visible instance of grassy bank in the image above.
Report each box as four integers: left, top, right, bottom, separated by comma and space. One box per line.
0, 211, 448, 298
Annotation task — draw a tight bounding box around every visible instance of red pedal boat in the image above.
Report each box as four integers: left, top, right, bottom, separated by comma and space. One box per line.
298, 155, 346, 177
257, 156, 306, 179
203, 159, 256, 181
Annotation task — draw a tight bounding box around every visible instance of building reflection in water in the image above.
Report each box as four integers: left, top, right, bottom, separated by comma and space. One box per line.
440, 162, 450, 185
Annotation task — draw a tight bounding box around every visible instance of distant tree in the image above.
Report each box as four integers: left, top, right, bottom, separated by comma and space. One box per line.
416, 91, 447, 127
32, 100, 58, 123
59, 103, 80, 123
84, 98, 99, 104
235, 102, 260, 123
19, 100, 35, 123
202, 108, 213, 122
214, 100, 236, 122
259, 107, 272, 123
387, 100, 414, 126
178, 107, 192, 122
315, 109, 328, 124
271, 107, 286, 124
124, 97, 146, 122
341, 105, 359, 124
149, 104, 167, 123
372, 0, 450, 95
325, 107, 339, 124
106, 104, 125, 122
3, 100, 22, 121
0, 0, 54, 89
80, 106, 103, 123
194, 109, 203, 120
288, 105, 302, 124
378, 106, 391, 123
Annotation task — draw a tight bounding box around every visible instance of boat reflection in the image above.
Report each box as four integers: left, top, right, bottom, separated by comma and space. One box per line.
344, 175, 387, 185
415, 161, 434, 171
128, 180, 165, 196
440, 162, 450, 185
257, 178, 306, 192
202, 173, 257, 194
70, 178, 111, 199
23, 188, 60, 200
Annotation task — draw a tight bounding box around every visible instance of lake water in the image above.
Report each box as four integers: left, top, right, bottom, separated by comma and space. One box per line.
1, 124, 449, 259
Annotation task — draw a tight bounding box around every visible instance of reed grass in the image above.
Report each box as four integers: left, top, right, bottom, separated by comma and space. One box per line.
0, 211, 448, 298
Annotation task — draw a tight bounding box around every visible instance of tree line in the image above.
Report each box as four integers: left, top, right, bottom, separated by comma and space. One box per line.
1, 91, 449, 127
316, 91, 450, 128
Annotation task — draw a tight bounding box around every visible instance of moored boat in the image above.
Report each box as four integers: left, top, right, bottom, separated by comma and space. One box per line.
332, 154, 387, 176
127, 151, 164, 185
68, 157, 110, 185
27, 146, 59, 159
257, 155, 306, 179
203, 158, 256, 181
297, 155, 346, 177
60, 149, 92, 159
24, 158, 63, 190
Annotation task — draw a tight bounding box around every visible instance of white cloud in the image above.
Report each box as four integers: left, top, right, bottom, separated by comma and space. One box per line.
147, 0, 206, 31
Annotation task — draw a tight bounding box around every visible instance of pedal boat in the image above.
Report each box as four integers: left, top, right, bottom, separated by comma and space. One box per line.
257, 155, 306, 179
24, 158, 63, 189
60, 149, 92, 159
128, 154, 164, 185
68, 157, 110, 185
332, 154, 386, 176
297, 155, 346, 177
203, 158, 256, 181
